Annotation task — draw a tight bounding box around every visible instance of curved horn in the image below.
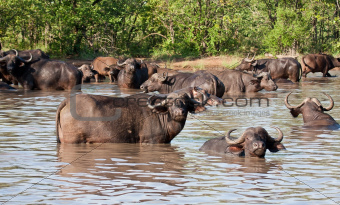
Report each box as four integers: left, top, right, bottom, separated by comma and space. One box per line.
158, 72, 168, 82
322, 92, 334, 111
311, 98, 322, 107
244, 52, 256, 63
225, 129, 246, 145
147, 95, 168, 110
17, 52, 32, 63
255, 72, 268, 78
284, 92, 305, 109
269, 126, 284, 142
189, 89, 208, 105
11, 49, 18, 56
117, 60, 127, 66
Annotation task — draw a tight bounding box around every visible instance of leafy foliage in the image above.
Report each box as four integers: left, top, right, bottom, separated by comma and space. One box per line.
0, 0, 339, 58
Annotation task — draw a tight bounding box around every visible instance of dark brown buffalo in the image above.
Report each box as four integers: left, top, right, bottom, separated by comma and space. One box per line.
117, 58, 149, 88
0, 48, 49, 60
301, 54, 340, 77
140, 70, 225, 98
284, 92, 339, 129
199, 127, 285, 158
236, 55, 301, 82
156, 67, 181, 76
91, 56, 120, 82
209, 70, 277, 94
77, 64, 96, 83
144, 62, 159, 78
0, 49, 49, 84
56, 87, 210, 144
0, 54, 82, 90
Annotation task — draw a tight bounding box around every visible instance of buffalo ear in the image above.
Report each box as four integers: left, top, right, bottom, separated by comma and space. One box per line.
290, 108, 301, 117
226, 145, 244, 155
268, 142, 286, 153
193, 105, 206, 113
153, 106, 168, 114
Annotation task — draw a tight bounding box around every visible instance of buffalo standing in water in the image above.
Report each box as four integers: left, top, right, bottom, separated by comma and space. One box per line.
0, 49, 50, 84
301, 54, 340, 77
199, 127, 285, 158
117, 58, 149, 89
208, 70, 277, 94
235, 54, 301, 82
56, 87, 213, 144
0, 53, 82, 90
284, 92, 339, 129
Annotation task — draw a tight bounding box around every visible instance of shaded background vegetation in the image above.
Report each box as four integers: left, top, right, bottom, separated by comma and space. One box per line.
0, 0, 339, 59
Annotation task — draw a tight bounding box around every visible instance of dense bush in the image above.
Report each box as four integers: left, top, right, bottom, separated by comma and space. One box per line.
0, 0, 339, 59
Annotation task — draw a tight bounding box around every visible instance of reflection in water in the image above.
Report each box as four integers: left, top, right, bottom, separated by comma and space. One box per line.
1, 72, 340, 204
57, 144, 187, 200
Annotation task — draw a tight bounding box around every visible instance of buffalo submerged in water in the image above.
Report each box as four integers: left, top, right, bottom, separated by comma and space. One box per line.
56, 87, 217, 144
199, 127, 285, 158
284, 92, 339, 129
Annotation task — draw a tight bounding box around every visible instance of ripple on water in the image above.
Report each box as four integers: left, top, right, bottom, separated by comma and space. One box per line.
1, 73, 340, 204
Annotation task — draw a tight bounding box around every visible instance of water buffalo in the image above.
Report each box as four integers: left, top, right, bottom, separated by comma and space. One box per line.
78, 64, 96, 83
199, 127, 285, 158
156, 67, 181, 76
140, 70, 225, 98
236, 54, 301, 82
0, 53, 82, 90
0, 48, 49, 60
117, 58, 149, 89
91, 57, 120, 82
144, 62, 159, 78
0, 49, 49, 84
209, 70, 277, 94
284, 92, 339, 129
56, 87, 210, 144
301, 54, 340, 77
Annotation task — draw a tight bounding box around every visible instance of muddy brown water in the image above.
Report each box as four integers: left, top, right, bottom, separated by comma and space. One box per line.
1, 72, 340, 204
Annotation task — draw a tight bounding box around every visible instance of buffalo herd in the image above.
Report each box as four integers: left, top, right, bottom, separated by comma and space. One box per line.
1, 45, 339, 158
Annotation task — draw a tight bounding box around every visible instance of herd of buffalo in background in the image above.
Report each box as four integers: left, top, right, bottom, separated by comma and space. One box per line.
1, 43, 340, 158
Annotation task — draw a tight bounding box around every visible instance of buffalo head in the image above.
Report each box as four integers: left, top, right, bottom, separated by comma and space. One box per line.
117, 58, 141, 73
225, 127, 285, 158
199, 127, 285, 158
236, 53, 258, 71
78, 64, 95, 83
284, 92, 338, 128
0, 50, 32, 73
140, 72, 168, 93
247, 72, 277, 92
147, 87, 208, 121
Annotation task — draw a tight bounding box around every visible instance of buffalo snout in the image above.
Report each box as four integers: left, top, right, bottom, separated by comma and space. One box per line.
140, 85, 148, 92
174, 108, 184, 116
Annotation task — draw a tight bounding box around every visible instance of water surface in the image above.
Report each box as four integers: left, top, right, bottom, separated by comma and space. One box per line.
1, 72, 340, 204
